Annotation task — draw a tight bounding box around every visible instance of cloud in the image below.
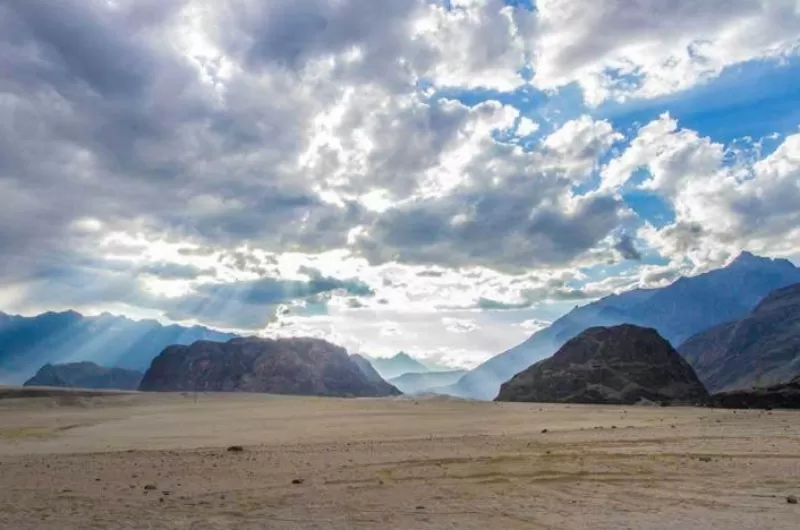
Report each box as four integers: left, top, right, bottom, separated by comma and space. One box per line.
614, 235, 642, 261
519, 318, 551, 332
477, 298, 532, 310
138, 263, 215, 280
442, 317, 479, 333
606, 114, 800, 268
532, 0, 800, 104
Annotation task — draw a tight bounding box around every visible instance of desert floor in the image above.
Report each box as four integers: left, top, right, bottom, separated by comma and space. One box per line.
1, 388, 799, 529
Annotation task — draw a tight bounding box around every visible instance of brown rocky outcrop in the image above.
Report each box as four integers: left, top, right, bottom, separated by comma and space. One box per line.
495, 325, 708, 404
139, 337, 402, 397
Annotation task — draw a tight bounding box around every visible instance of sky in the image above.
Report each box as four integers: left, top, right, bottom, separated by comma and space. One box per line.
1, 0, 799, 369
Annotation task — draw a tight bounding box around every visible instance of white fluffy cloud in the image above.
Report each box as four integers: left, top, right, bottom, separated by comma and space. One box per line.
607, 114, 800, 269
533, 0, 800, 104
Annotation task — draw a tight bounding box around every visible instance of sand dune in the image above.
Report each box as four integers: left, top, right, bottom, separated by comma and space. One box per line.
1, 389, 799, 529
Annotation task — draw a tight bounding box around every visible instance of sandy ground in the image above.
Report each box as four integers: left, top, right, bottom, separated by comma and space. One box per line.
1, 388, 799, 529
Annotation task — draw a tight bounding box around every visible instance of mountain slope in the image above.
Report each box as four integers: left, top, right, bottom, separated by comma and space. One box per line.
0, 310, 237, 384
23, 362, 142, 390
365, 352, 430, 380
350, 354, 402, 395
389, 370, 467, 395
495, 325, 709, 404
450, 252, 800, 400
708, 375, 800, 409
139, 337, 402, 397
679, 283, 800, 392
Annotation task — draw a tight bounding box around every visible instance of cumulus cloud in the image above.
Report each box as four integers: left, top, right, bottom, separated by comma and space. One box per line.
610, 114, 800, 268
532, 0, 800, 104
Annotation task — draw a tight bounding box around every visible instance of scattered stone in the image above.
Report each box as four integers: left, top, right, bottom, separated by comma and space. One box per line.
162, 491, 171, 496
698, 456, 712, 463
159, 498, 164, 503
292, 478, 304, 485
416, 505, 425, 510
541, 429, 548, 434
788, 495, 798, 504
227, 445, 244, 452
144, 484, 157, 491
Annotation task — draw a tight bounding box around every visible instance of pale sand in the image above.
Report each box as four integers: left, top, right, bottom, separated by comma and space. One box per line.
1, 389, 799, 529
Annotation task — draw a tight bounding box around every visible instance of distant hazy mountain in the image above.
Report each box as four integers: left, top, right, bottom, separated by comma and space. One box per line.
679, 283, 800, 392
139, 337, 401, 397
23, 362, 142, 391
447, 252, 800, 400
389, 370, 467, 395
0, 310, 237, 384
495, 325, 708, 405
350, 354, 401, 393
365, 352, 431, 380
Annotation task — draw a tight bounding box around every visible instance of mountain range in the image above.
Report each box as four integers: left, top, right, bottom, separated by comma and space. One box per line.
364, 352, 433, 380
388, 370, 467, 395
3, 251, 800, 402
446, 252, 800, 400
0, 310, 235, 384
679, 283, 800, 392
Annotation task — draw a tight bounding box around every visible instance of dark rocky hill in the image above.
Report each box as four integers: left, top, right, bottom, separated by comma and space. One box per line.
23, 362, 142, 390
139, 337, 402, 398
495, 325, 709, 404
679, 283, 800, 392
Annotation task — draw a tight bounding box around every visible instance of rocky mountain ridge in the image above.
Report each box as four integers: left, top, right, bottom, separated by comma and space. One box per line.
139, 337, 401, 398
679, 283, 800, 391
